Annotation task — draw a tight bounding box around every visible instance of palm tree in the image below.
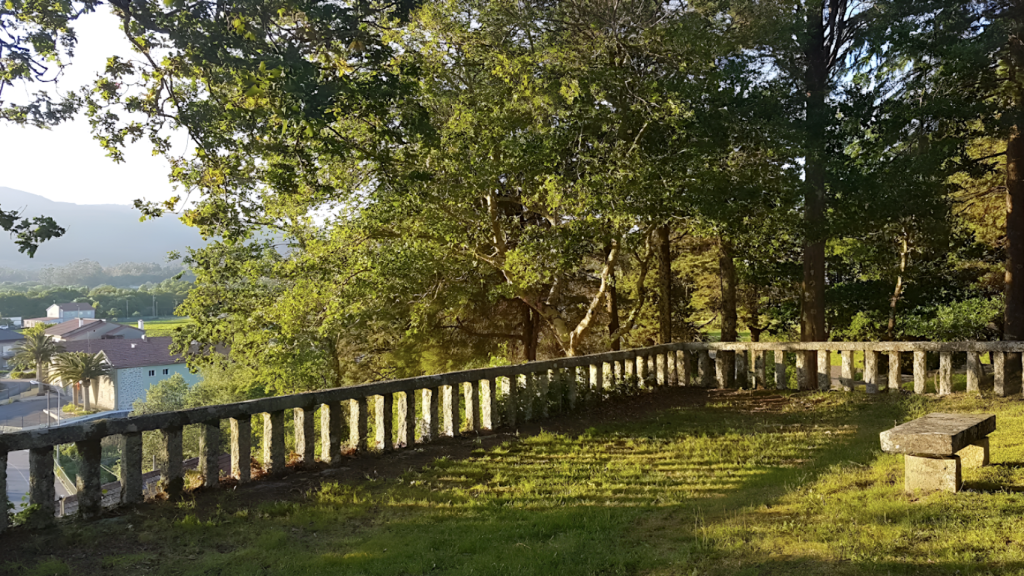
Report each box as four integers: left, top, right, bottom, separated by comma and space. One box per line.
49, 352, 110, 411
12, 327, 64, 395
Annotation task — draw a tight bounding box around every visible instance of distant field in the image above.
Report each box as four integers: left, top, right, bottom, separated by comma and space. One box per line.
119, 317, 191, 338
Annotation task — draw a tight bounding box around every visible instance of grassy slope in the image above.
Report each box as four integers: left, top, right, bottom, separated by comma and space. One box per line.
118, 317, 191, 338
9, 390, 1024, 575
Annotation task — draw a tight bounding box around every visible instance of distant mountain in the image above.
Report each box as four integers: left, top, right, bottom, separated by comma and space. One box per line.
0, 187, 203, 269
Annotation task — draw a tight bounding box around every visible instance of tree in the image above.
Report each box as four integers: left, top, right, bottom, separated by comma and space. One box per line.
49, 351, 108, 411
12, 325, 63, 395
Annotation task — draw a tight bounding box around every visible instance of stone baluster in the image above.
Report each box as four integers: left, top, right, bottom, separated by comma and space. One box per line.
231, 416, 252, 482
939, 351, 953, 396
678, 351, 691, 387
716, 351, 733, 389
75, 438, 102, 518
817, 350, 831, 391
735, 351, 748, 388
625, 355, 636, 383
398, 391, 417, 446
350, 397, 369, 451
0, 450, 7, 532
795, 352, 807, 389
567, 367, 580, 410
120, 432, 143, 504
465, 381, 480, 431
320, 403, 343, 464
966, 352, 982, 393
698, 350, 713, 387
774, 350, 787, 390
444, 384, 462, 435
263, 411, 286, 474
548, 369, 562, 415
160, 427, 184, 499
994, 352, 1007, 397
199, 420, 220, 487
656, 352, 667, 386
522, 374, 535, 421
913, 351, 927, 394
863, 351, 879, 394
589, 364, 601, 403
375, 394, 394, 451
888, 352, 901, 391
504, 377, 518, 428
294, 408, 315, 465
474, 379, 487, 427
483, 379, 499, 429
537, 372, 550, 418
840, 351, 854, 392
667, 349, 677, 385
753, 351, 766, 390
28, 446, 55, 526
424, 387, 441, 440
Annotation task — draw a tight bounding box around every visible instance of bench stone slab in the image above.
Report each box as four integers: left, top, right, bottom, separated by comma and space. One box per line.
880, 413, 995, 456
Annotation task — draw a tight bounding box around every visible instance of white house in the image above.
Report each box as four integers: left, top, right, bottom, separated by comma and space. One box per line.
24, 302, 97, 328
55, 337, 200, 411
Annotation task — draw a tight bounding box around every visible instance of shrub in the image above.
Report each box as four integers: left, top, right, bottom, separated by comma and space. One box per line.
10, 370, 36, 379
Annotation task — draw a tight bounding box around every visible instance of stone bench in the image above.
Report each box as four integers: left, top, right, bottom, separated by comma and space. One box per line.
880, 413, 996, 493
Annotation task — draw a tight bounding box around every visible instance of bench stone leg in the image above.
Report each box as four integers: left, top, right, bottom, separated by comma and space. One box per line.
905, 454, 961, 493
956, 438, 989, 469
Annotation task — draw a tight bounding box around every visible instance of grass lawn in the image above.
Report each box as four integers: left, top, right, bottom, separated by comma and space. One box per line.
7, 389, 1024, 575
119, 317, 192, 338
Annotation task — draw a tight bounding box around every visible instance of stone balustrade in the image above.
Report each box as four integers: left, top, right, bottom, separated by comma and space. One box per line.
2, 340, 1022, 531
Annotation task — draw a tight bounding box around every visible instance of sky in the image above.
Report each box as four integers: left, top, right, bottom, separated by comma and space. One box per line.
0, 9, 179, 206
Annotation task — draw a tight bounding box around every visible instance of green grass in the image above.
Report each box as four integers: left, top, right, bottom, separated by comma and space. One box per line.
12, 391, 1024, 575
119, 317, 191, 338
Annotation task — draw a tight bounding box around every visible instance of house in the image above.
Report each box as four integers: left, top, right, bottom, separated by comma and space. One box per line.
54, 337, 200, 411
24, 302, 96, 328
44, 318, 145, 343
0, 328, 24, 368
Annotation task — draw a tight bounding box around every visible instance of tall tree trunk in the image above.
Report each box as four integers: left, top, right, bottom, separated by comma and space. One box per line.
82, 380, 91, 412
800, 2, 829, 389
606, 244, 621, 351
887, 232, 910, 340
657, 224, 672, 344
35, 360, 44, 395
1003, 121, 1024, 395
719, 238, 737, 387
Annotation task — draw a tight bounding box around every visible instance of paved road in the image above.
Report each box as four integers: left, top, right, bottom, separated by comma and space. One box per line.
0, 391, 69, 429
7, 449, 71, 511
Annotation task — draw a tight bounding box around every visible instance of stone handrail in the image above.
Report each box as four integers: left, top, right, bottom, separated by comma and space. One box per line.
1, 340, 1021, 531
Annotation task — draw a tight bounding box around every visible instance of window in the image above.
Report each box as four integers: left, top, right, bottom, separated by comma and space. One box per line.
148, 370, 155, 376
162, 369, 169, 375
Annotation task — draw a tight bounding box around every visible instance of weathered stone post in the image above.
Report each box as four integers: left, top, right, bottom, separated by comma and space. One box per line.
774, 350, 787, 390
231, 416, 252, 482
995, 352, 1007, 397
0, 450, 7, 532
939, 352, 953, 396
75, 438, 102, 518
625, 355, 637, 384
27, 446, 55, 526
504, 377, 518, 428
199, 420, 220, 487
698, 350, 713, 387
483, 379, 499, 429
263, 411, 286, 475
424, 387, 441, 440
656, 352, 667, 386
536, 372, 550, 418
567, 367, 579, 410
587, 364, 600, 403
120, 432, 144, 504
966, 352, 982, 393
817, 350, 831, 391
840, 351, 854, 392
547, 369, 562, 415
472, 380, 485, 430
294, 407, 316, 464
753, 351, 766, 389
375, 394, 394, 451
398, 391, 417, 446
864, 351, 879, 394
735, 350, 748, 388
159, 427, 184, 499
443, 384, 462, 436
889, 351, 902, 391
350, 397, 369, 451
677, 351, 691, 386
912, 351, 928, 394
319, 403, 343, 464
795, 352, 806, 389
